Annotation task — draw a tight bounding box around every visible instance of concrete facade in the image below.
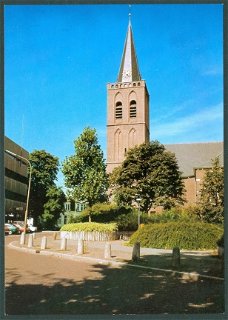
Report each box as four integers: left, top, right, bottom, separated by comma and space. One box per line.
5, 136, 29, 221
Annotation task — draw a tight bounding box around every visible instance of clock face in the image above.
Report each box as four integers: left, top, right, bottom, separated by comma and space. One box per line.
122, 70, 132, 78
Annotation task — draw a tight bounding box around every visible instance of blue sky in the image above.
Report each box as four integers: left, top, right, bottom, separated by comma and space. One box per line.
5, 4, 223, 186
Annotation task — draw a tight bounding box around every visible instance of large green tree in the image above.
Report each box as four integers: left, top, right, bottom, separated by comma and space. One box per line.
42, 186, 66, 230
198, 157, 224, 223
110, 141, 185, 213
62, 127, 108, 220
29, 150, 59, 225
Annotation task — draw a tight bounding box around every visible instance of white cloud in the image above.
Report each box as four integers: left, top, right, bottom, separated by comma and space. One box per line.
152, 102, 223, 139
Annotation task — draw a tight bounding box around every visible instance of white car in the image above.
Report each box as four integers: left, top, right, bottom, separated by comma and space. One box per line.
28, 225, 37, 232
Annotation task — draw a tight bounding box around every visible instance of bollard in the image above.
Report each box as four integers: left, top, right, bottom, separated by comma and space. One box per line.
77, 239, 84, 255
41, 236, 47, 250
20, 232, 26, 245
61, 237, 67, 251
28, 234, 33, 248
132, 242, 140, 262
32, 232, 36, 239
104, 242, 111, 259
172, 247, 180, 268
53, 232, 57, 240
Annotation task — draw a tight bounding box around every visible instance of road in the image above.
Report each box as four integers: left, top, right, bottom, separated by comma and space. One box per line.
5, 234, 224, 315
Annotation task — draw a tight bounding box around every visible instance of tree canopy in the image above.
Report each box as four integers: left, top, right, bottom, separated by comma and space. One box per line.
42, 186, 66, 230
110, 141, 185, 213
198, 156, 224, 223
62, 127, 108, 218
29, 150, 63, 227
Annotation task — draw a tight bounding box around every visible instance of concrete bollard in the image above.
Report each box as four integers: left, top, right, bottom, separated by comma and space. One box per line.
32, 232, 36, 239
53, 232, 57, 240
61, 237, 67, 251
20, 232, 26, 245
172, 247, 180, 268
77, 239, 84, 255
41, 236, 47, 250
104, 242, 111, 259
28, 234, 33, 248
132, 242, 140, 262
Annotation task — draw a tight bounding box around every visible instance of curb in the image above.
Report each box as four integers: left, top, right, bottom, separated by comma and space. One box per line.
8, 241, 224, 281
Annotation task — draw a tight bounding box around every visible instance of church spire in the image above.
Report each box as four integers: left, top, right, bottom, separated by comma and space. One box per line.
117, 19, 141, 83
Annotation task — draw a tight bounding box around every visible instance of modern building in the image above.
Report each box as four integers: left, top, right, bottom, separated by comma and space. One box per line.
106, 19, 150, 173
4, 136, 29, 221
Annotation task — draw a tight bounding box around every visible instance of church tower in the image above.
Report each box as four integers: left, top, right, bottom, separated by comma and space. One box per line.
106, 19, 150, 173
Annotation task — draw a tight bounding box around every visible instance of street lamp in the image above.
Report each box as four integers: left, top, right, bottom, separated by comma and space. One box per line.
5, 149, 32, 234
136, 196, 142, 229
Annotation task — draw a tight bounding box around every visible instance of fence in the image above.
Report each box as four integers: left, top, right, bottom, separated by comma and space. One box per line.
60, 231, 117, 241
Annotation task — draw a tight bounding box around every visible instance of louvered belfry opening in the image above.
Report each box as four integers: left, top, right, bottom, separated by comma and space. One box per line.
115, 102, 123, 119
130, 100, 137, 118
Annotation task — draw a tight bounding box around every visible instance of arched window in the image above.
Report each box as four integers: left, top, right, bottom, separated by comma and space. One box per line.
115, 102, 122, 119
130, 100, 137, 118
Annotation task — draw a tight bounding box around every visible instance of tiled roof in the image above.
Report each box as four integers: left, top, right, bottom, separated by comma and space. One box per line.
165, 142, 223, 177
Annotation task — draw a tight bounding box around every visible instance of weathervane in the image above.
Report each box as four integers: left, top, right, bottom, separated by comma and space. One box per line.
128, 4, 132, 22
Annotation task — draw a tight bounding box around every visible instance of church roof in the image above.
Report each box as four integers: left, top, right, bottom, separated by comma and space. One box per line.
165, 142, 224, 178
117, 21, 141, 83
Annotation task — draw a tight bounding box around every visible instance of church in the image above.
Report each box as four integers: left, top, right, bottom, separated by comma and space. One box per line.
106, 18, 223, 207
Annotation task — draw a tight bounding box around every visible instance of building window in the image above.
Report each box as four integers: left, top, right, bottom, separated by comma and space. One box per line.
115, 102, 122, 119
130, 100, 137, 118
64, 201, 71, 211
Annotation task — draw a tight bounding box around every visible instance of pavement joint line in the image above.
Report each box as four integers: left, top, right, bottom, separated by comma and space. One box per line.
8, 241, 224, 281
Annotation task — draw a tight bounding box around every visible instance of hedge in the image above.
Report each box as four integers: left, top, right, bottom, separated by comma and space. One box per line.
129, 221, 223, 250
60, 222, 118, 233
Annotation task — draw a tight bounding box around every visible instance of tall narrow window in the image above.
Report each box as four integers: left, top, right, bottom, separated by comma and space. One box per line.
130, 100, 137, 118
115, 102, 122, 119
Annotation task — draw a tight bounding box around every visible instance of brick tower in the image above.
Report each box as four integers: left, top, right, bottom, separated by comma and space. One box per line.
106, 19, 150, 173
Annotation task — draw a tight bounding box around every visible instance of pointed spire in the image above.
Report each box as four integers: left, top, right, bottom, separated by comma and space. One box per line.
117, 20, 141, 83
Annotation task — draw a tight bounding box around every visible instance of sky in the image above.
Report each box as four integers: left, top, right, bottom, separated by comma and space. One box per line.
4, 4, 223, 187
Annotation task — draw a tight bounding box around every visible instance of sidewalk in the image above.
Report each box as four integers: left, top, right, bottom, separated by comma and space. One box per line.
9, 231, 224, 280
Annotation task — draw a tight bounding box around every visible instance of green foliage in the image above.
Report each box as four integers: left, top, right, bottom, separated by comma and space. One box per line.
198, 157, 224, 224
148, 206, 200, 224
29, 150, 59, 225
110, 141, 185, 213
81, 203, 133, 223
41, 186, 66, 230
66, 212, 84, 224
115, 212, 138, 231
62, 128, 108, 216
129, 221, 223, 250
217, 234, 224, 247
60, 222, 118, 233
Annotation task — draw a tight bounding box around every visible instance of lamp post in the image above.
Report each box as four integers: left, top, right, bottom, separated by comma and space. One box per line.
136, 196, 142, 229
5, 149, 32, 233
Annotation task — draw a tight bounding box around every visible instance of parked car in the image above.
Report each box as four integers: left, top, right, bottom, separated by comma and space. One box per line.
5, 223, 18, 235
13, 221, 29, 233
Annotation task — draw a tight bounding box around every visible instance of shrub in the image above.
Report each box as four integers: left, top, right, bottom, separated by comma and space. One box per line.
148, 206, 200, 224
66, 212, 84, 224
60, 222, 118, 233
129, 221, 223, 250
115, 213, 138, 231
217, 234, 224, 247
80, 203, 133, 223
